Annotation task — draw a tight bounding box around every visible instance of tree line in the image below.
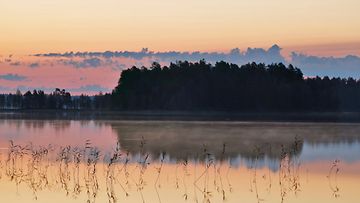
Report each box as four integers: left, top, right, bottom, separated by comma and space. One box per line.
0, 88, 112, 110
2, 60, 360, 112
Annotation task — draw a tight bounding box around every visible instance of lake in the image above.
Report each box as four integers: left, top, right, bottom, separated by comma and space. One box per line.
0, 118, 359, 203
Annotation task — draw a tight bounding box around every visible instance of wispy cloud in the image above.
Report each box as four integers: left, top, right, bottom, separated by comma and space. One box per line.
35, 45, 286, 65
0, 86, 12, 91
34, 45, 360, 78
16, 86, 55, 93
290, 53, 360, 77
9, 61, 21, 66
29, 62, 40, 68
69, 84, 110, 93
60, 57, 102, 68
0, 73, 28, 81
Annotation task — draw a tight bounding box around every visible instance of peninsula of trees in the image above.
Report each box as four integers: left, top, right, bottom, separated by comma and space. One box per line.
1, 60, 360, 112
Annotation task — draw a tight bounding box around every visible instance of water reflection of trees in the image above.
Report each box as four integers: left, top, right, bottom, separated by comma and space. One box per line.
0, 119, 110, 135
111, 122, 360, 162
0, 119, 72, 132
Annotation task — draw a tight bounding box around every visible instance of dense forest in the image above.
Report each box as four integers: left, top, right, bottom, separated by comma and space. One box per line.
2, 60, 360, 112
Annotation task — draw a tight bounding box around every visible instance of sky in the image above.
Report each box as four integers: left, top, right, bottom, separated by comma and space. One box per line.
0, 0, 360, 94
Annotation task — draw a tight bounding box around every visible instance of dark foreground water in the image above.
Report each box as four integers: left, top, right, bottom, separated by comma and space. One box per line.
0, 119, 359, 203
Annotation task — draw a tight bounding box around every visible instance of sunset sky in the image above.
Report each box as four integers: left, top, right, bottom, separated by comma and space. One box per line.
1, 0, 360, 94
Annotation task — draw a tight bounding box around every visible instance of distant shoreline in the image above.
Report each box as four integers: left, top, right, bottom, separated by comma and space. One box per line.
1, 109, 360, 122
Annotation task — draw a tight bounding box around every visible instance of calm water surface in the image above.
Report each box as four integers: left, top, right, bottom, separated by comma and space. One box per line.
0, 119, 359, 203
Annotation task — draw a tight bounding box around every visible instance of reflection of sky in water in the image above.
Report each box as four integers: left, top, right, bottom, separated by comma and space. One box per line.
230, 141, 360, 171
300, 141, 360, 163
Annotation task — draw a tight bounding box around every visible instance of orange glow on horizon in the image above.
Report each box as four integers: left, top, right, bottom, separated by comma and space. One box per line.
0, 0, 359, 56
